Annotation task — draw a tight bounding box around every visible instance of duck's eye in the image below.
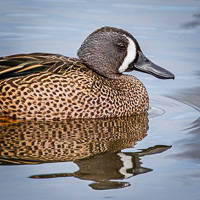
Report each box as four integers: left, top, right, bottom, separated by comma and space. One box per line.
116, 42, 126, 50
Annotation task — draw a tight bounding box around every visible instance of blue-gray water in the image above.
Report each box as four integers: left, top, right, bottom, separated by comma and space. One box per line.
0, 0, 200, 199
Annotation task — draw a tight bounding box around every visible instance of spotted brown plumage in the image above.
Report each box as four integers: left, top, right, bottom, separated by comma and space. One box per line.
0, 54, 148, 120
0, 113, 148, 163
0, 26, 174, 121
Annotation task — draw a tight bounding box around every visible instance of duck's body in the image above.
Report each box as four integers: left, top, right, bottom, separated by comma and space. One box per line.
0, 27, 174, 121
0, 53, 148, 120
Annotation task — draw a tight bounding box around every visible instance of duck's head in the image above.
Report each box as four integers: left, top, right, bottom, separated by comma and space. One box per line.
78, 26, 175, 79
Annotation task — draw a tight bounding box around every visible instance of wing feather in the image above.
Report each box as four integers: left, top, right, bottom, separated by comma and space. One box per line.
0, 53, 70, 79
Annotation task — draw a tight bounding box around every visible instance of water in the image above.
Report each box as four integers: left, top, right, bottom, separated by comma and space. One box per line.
0, 0, 200, 199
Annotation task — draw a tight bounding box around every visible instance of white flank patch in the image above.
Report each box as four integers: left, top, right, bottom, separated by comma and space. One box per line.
118, 35, 136, 73
118, 152, 133, 178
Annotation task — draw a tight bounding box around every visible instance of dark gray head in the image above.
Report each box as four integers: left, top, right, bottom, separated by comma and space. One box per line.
78, 26, 175, 79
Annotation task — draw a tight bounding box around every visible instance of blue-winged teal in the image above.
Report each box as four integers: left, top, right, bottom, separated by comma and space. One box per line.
0, 26, 174, 121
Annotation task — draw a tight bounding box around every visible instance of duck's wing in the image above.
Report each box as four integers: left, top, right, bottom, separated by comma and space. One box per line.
0, 53, 77, 80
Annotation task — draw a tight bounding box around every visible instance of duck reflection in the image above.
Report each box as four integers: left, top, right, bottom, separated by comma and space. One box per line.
0, 114, 171, 190
30, 145, 171, 190
0, 114, 148, 163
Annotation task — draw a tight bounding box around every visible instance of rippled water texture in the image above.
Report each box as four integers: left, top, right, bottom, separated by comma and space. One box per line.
0, 0, 200, 200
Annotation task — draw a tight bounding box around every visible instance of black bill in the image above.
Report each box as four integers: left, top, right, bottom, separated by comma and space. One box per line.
127, 51, 175, 79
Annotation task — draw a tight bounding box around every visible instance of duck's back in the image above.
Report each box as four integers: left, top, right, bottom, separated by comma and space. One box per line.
0, 53, 148, 120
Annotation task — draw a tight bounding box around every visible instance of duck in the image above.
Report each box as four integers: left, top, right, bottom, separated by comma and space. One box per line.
0, 26, 174, 121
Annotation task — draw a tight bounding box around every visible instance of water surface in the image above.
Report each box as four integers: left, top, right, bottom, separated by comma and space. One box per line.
0, 0, 200, 200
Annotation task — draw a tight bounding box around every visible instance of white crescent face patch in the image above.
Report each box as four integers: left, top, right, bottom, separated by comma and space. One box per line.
118, 35, 137, 73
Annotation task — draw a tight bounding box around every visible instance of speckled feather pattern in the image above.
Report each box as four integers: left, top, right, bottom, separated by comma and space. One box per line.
0, 114, 148, 163
0, 56, 149, 121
